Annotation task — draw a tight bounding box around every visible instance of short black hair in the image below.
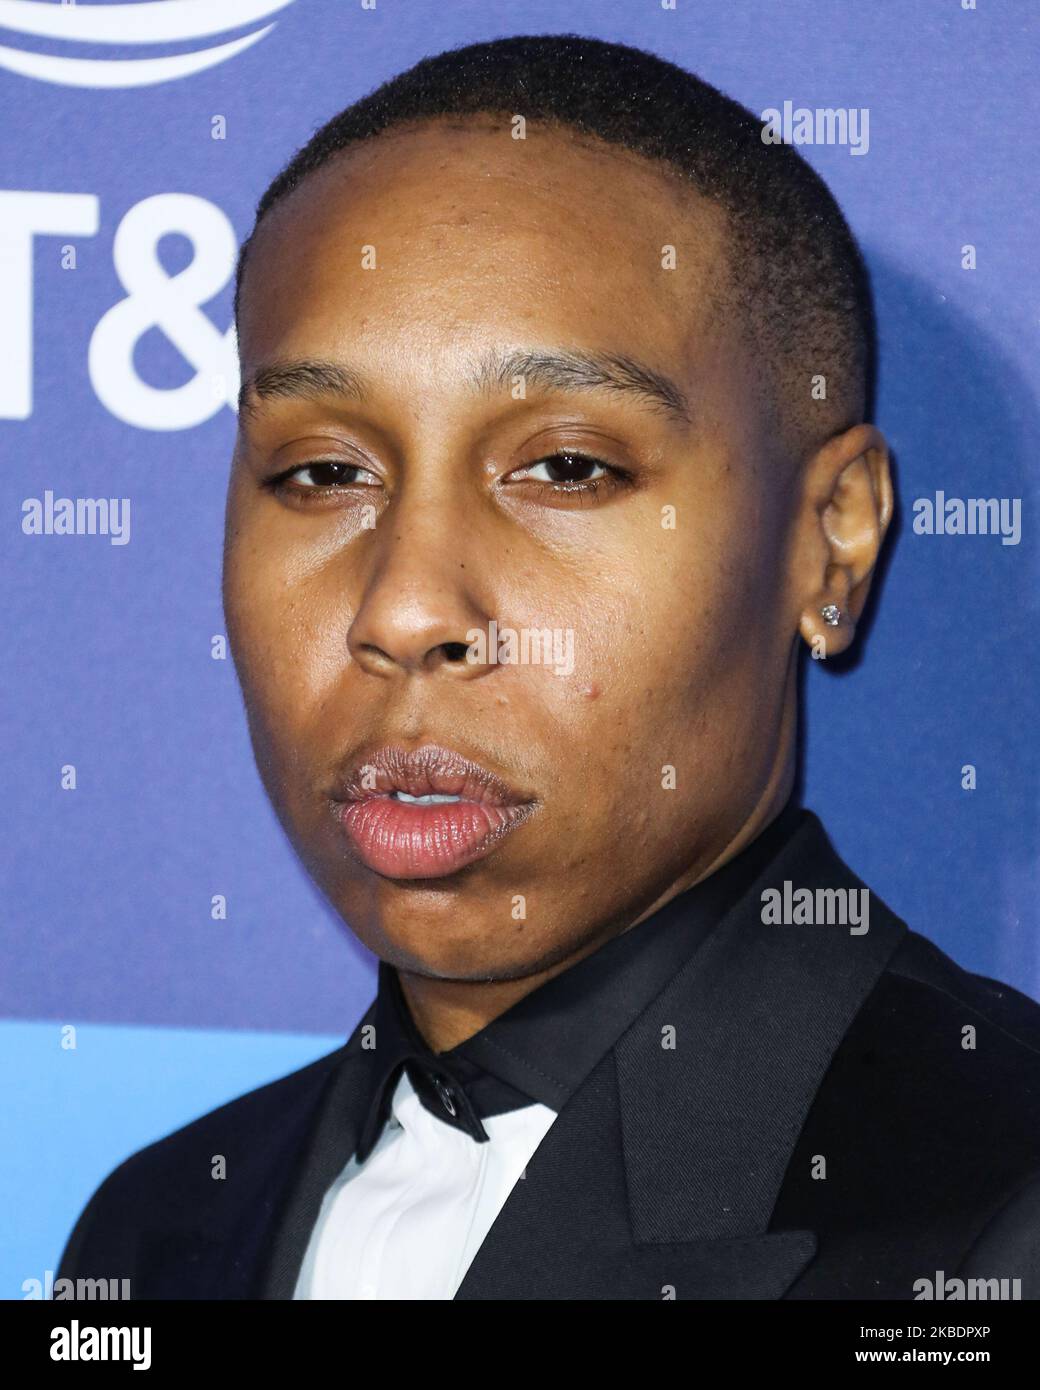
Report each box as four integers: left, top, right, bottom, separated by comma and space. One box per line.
234, 33, 876, 458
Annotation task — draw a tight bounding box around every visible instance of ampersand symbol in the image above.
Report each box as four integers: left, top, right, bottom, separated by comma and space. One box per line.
89, 193, 239, 431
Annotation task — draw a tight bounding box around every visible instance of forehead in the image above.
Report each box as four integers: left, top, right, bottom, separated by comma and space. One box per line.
237, 119, 734, 387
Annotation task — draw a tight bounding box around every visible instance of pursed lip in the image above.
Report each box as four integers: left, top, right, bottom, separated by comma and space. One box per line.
334, 743, 528, 806
330, 743, 537, 879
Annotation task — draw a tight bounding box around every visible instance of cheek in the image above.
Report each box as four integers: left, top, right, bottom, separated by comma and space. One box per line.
523, 506, 762, 717
514, 503, 784, 821
224, 515, 342, 746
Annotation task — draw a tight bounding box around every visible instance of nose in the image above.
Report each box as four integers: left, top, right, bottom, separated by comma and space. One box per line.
346, 492, 496, 681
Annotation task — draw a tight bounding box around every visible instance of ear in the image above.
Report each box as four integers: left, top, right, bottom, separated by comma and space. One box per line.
794, 424, 894, 657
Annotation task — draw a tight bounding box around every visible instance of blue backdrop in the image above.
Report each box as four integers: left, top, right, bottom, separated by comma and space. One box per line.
2, 0, 1037, 1299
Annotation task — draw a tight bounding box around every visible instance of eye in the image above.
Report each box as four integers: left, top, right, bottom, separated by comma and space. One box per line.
270, 460, 381, 491
510, 450, 623, 491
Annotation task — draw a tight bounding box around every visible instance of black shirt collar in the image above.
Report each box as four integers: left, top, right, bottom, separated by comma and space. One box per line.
354, 800, 807, 1162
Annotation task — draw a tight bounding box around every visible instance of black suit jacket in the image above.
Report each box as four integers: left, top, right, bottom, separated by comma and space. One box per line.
57, 813, 1040, 1299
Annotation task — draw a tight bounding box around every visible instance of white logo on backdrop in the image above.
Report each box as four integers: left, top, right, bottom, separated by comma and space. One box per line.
1, 189, 240, 428
0, 0, 297, 88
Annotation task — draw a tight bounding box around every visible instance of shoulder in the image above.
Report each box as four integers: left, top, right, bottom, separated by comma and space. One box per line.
781, 923, 1040, 1295
867, 926, 1040, 1092
820, 923, 1040, 1164
57, 1044, 346, 1283
108, 1042, 346, 1183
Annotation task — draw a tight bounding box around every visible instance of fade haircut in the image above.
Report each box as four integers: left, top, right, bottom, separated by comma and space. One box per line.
234, 33, 876, 460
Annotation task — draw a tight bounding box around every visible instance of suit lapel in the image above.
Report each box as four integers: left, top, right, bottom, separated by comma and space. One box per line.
253, 1009, 376, 1300
453, 1045, 818, 1300
458, 814, 907, 1299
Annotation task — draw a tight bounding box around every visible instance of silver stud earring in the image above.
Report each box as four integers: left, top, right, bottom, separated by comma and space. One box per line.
820, 604, 841, 627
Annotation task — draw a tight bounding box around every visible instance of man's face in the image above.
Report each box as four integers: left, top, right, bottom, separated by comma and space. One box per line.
224, 119, 803, 981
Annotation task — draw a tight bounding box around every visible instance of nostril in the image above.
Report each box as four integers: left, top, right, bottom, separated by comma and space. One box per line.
441, 642, 471, 663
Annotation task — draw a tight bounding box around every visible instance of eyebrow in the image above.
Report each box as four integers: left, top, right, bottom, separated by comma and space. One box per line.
238, 347, 693, 427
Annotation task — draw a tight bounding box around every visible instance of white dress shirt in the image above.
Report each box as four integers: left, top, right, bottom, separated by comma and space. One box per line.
293, 1067, 557, 1299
